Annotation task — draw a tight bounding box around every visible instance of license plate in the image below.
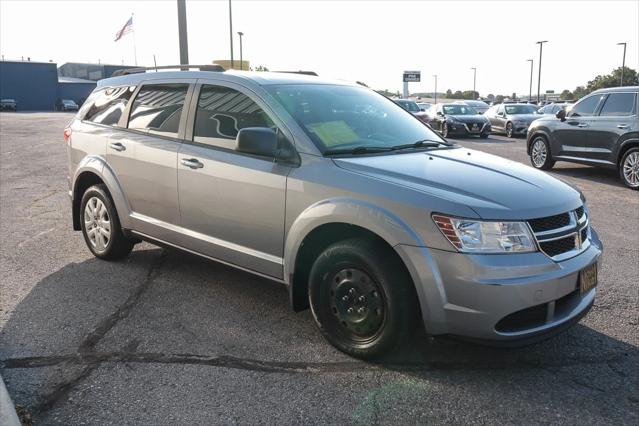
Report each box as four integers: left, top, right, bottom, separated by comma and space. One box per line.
579, 262, 598, 294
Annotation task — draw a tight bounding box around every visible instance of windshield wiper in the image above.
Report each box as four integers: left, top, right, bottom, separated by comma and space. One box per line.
323, 146, 394, 156
390, 139, 451, 151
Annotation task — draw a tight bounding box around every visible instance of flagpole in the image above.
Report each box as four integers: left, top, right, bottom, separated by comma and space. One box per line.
132, 13, 138, 66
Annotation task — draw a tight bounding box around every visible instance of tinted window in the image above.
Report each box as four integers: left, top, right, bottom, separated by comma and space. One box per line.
443, 104, 478, 115
599, 93, 636, 116
128, 84, 188, 137
83, 86, 135, 125
570, 94, 604, 117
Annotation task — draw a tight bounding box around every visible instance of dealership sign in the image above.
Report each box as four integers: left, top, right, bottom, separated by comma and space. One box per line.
403, 71, 421, 82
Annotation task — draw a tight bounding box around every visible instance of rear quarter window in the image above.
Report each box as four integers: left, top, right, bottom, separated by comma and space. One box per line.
599, 93, 637, 116
83, 86, 136, 125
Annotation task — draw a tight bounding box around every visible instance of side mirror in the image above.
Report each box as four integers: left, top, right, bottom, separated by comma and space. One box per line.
498, 112, 505, 117
556, 109, 566, 121
436, 111, 444, 116
235, 127, 277, 157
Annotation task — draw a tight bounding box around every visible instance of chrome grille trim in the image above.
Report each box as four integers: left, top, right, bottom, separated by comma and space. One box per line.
529, 207, 589, 261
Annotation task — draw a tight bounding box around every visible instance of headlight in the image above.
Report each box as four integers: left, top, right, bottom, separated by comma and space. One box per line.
447, 117, 460, 124
433, 214, 536, 253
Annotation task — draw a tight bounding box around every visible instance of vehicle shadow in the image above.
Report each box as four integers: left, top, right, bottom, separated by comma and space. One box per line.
1, 246, 637, 421
549, 165, 625, 189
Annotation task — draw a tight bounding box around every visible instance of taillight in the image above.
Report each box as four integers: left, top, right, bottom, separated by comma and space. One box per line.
63, 127, 72, 143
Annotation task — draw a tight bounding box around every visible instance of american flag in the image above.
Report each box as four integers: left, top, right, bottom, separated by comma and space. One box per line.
114, 17, 134, 42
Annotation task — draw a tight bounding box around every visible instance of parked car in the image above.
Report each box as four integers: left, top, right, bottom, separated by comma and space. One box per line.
527, 86, 639, 189
425, 103, 491, 138
66, 68, 602, 359
485, 103, 542, 137
417, 102, 432, 112
58, 99, 79, 111
394, 98, 429, 123
454, 99, 490, 114
0, 98, 17, 111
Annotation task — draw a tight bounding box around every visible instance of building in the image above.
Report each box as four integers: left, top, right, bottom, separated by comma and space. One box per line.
58, 62, 136, 81
0, 61, 136, 111
0, 60, 59, 110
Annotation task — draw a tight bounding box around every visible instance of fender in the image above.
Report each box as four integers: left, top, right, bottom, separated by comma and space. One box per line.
615, 136, 639, 165
527, 127, 552, 154
72, 155, 133, 230
283, 197, 445, 327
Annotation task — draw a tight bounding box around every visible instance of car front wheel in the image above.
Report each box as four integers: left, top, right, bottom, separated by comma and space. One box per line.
505, 122, 514, 138
530, 136, 555, 170
308, 238, 419, 359
620, 148, 639, 190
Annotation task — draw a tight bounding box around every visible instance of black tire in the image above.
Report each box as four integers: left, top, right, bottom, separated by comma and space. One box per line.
308, 238, 419, 359
619, 147, 639, 190
505, 122, 514, 138
479, 132, 489, 139
80, 184, 135, 260
442, 122, 449, 138
529, 135, 555, 170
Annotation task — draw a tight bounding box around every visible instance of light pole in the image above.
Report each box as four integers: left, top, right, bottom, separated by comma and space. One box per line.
177, 0, 189, 68
228, 0, 234, 69
433, 75, 438, 104
237, 32, 244, 70
617, 42, 627, 86
536, 40, 548, 103
471, 67, 476, 99
527, 59, 533, 102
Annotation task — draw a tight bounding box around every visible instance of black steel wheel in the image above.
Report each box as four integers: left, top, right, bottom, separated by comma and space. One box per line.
308, 238, 419, 359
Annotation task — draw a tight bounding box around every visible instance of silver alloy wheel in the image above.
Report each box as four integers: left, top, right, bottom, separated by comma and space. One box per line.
84, 196, 111, 252
623, 152, 639, 187
531, 138, 547, 167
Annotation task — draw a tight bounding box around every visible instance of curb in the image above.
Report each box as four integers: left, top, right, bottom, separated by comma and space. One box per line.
0, 374, 21, 426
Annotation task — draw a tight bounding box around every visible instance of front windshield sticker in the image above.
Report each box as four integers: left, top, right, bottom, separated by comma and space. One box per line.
307, 121, 359, 147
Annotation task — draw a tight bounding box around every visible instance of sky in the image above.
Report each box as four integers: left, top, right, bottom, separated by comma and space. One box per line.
1, 0, 637, 96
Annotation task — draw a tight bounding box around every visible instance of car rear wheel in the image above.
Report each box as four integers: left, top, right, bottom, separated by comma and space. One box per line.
308, 238, 419, 359
80, 184, 135, 260
530, 136, 555, 170
505, 122, 514, 138
620, 148, 639, 190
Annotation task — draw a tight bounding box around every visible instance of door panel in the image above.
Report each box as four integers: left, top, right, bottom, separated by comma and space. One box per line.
552, 117, 591, 158
586, 93, 638, 164
176, 144, 290, 278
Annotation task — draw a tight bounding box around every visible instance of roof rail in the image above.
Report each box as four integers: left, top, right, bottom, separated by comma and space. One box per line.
111, 64, 225, 77
274, 70, 318, 76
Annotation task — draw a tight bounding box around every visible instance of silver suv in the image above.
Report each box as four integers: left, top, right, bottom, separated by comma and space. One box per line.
66, 67, 603, 359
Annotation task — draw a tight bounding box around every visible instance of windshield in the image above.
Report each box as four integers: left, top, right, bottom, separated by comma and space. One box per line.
505, 105, 538, 115
268, 85, 444, 153
395, 100, 421, 112
443, 104, 478, 115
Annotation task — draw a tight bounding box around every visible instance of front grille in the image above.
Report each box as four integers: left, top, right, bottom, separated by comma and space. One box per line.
528, 206, 588, 260
540, 236, 577, 257
528, 212, 571, 233
496, 289, 581, 333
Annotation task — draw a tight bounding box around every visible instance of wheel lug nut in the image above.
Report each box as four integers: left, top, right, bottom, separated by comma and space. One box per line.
348, 288, 356, 295
347, 307, 354, 314
358, 295, 366, 302
357, 307, 366, 314
342, 295, 349, 301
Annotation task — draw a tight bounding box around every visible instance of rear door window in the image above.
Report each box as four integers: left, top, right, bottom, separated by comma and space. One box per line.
83, 86, 135, 125
128, 84, 189, 138
598, 93, 637, 116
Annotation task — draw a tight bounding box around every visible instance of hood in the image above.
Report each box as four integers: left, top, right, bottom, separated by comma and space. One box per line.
508, 113, 542, 122
333, 147, 582, 220
446, 114, 487, 124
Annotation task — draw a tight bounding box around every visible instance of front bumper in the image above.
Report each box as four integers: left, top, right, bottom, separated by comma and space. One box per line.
511, 123, 530, 135
396, 228, 603, 342
448, 122, 490, 136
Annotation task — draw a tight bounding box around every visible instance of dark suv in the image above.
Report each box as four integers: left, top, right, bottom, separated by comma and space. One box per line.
527, 86, 639, 189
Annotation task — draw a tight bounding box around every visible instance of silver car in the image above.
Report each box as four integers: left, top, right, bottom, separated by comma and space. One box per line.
66, 68, 602, 359
485, 103, 542, 137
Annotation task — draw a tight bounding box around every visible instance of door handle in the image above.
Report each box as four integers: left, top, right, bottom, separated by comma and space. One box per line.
108, 142, 126, 152
180, 158, 204, 169
577, 123, 588, 128
617, 124, 630, 130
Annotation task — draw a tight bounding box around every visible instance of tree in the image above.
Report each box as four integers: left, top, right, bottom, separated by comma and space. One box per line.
487, 94, 495, 101
445, 89, 452, 98
495, 95, 505, 103
573, 86, 588, 99
462, 90, 479, 100
251, 65, 269, 72
560, 89, 574, 100
452, 90, 463, 99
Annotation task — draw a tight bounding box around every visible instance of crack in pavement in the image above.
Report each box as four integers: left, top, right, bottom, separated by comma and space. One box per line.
27, 250, 167, 414
2, 350, 635, 375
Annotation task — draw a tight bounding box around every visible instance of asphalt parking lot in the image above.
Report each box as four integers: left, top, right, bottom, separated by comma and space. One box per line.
1, 112, 638, 425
